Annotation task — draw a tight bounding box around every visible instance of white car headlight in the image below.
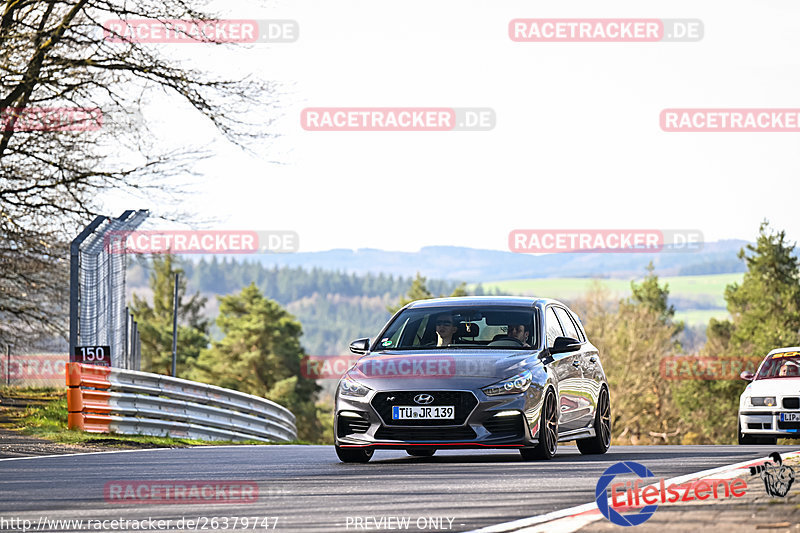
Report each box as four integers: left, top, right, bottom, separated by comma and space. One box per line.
482, 370, 533, 396
338, 377, 372, 398
749, 396, 776, 407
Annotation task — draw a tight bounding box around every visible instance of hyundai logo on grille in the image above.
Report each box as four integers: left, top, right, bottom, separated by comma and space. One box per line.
414, 394, 434, 405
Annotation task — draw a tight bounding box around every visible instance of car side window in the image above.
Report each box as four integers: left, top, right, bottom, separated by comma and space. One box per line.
545, 307, 564, 348
554, 307, 580, 341
569, 310, 587, 342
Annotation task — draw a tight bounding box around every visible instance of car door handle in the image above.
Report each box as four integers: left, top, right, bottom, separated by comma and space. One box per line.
572, 360, 581, 367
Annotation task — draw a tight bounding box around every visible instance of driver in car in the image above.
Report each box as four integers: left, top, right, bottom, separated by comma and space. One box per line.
779, 361, 799, 377
508, 323, 531, 348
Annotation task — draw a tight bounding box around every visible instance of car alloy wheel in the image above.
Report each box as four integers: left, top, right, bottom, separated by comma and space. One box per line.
577, 387, 611, 455
520, 388, 558, 460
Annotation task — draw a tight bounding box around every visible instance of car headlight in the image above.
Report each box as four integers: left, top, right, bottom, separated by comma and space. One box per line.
750, 396, 776, 407
482, 370, 533, 396
338, 377, 372, 398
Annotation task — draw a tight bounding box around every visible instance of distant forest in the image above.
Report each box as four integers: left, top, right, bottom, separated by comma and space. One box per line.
127, 257, 489, 355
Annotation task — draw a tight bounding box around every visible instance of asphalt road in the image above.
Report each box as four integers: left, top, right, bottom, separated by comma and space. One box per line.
0, 445, 796, 533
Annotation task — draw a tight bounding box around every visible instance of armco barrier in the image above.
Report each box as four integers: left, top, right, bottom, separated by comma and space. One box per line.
66, 363, 297, 442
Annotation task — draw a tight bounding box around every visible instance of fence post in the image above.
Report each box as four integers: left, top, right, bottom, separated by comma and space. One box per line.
69, 210, 148, 364
171, 273, 179, 377
5, 344, 10, 387
69, 215, 106, 362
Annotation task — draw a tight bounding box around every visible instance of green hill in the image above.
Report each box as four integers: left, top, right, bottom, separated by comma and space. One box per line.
475, 273, 741, 326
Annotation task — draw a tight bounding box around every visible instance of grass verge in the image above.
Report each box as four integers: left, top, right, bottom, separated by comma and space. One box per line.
0, 387, 306, 448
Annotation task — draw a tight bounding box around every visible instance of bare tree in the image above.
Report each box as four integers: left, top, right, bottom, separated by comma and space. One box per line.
0, 0, 279, 347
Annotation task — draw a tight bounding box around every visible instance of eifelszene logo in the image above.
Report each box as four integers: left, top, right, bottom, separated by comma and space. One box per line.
596, 462, 658, 526
750, 453, 796, 497
596, 461, 748, 526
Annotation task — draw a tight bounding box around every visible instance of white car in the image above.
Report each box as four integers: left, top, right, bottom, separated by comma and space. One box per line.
739, 346, 800, 445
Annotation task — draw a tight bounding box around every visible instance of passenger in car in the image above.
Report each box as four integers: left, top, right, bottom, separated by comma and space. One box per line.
434, 314, 459, 346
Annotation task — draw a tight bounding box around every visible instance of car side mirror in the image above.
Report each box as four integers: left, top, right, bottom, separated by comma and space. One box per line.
349, 338, 370, 354
550, 336, 581, 354
740, 371, 755, 381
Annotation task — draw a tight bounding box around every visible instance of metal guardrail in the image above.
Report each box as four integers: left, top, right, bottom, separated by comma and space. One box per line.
67, 363, 297, 442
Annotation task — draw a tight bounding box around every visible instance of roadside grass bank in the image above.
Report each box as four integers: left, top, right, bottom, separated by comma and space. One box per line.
0, 387, 308, 449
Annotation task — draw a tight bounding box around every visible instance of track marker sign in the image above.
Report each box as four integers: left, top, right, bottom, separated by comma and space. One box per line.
73, 345, 111, 366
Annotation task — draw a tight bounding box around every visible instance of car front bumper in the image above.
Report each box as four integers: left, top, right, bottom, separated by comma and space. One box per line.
739, 411, 800, 437
334, 388, 543, 449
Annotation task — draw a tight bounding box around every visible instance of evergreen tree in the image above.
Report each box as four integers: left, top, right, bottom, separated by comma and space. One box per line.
130, 255, 209, 376
387, 272, 434, 314
387, 273, 467, 314
187, 284, 322, 442
675, 222, 800, 443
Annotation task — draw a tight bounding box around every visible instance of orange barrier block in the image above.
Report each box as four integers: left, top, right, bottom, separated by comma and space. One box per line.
66, 362, 81, 387
66, 363, 114, 431
67, 387, 83, 412
80, 389, 112, 414
66, 362, 111, 389
68, 412, 112, 433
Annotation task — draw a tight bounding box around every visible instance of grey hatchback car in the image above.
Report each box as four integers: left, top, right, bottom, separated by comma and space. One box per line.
334, 297, 611, 462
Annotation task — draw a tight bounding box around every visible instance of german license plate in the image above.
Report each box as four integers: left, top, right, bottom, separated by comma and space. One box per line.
392, 406, 455, 420
781, 412, 800, 422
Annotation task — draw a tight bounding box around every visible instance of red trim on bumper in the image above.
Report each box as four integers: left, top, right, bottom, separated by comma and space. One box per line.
339, 442, 526, 448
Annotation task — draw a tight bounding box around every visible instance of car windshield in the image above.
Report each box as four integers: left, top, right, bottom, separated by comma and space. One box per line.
375, 306, 538, 350
756, 351, 800, 379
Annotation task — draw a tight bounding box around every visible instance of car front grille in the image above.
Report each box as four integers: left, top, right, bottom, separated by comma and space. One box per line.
483, 413, 524, 438
371, 391, 478, 426
784, 397, 800, 409
374, 426, 477, 441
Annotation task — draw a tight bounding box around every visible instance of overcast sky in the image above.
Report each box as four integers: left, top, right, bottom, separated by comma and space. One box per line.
104, 0, 800, 253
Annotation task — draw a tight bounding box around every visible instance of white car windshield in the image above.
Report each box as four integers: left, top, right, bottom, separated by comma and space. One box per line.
756, 351, 800, 379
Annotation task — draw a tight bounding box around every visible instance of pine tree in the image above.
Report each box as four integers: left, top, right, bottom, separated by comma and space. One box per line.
187, 284, 322, 442
387, 273, 467, 314
129, 254, 209, 376
674, 221, 800, 443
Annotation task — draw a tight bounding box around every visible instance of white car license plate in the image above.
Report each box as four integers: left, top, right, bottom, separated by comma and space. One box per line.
392, 406, 455, 420
781, 412, 800, 422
